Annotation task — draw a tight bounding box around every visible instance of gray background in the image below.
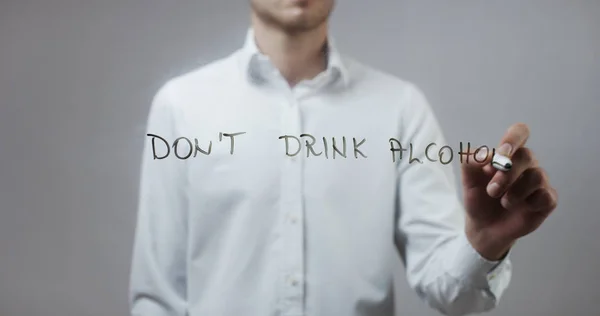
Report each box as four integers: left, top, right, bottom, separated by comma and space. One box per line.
1, 0, 598, 315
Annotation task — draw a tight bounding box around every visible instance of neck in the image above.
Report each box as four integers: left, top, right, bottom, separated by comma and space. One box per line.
250, 15, 328, 87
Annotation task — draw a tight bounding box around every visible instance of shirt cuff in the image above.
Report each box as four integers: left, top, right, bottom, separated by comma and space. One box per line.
445, 232, 512, 289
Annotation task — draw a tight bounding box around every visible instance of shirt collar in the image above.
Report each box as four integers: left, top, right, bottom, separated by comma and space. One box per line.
238, 28, 350, 87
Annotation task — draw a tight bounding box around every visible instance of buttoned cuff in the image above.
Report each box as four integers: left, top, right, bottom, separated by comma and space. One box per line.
446, 232, 511, 290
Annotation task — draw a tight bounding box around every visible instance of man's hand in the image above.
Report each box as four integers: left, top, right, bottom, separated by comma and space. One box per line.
461, 123, 558, 261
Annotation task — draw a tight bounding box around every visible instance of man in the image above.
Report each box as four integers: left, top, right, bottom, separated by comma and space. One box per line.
129, 0, 558, 315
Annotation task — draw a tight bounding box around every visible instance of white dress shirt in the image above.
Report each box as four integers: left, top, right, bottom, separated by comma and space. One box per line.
129, 29, 512, 316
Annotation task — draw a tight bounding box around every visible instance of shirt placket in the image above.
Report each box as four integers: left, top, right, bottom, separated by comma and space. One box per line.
278, 85, 306, 316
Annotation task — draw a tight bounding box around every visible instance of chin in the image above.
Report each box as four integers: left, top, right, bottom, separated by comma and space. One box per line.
280, 8, 325, 28
252, 0, 330, 31
282, 6, 310, 18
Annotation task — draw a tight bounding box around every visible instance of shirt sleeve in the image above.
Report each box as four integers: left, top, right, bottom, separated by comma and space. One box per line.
395, 83, 512, 316
129, 83, 188, 316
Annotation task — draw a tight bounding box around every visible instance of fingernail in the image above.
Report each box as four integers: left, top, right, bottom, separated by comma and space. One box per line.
476, 149, 488, 161
497, 143, 512, 156
501, 196, 512, 209
487, 182, 501, 197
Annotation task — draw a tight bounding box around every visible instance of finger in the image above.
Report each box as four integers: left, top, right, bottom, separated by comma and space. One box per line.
487, 147, 536, 198
461, 145, 494, 189
500, 167, 547, 209
478, 146, 498, 177
482, 163, 496, 178
496, 123, 530, 157
525, 187, 558, 213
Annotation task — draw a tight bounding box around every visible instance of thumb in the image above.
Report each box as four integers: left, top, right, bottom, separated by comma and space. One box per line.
461, 146, 496, 190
